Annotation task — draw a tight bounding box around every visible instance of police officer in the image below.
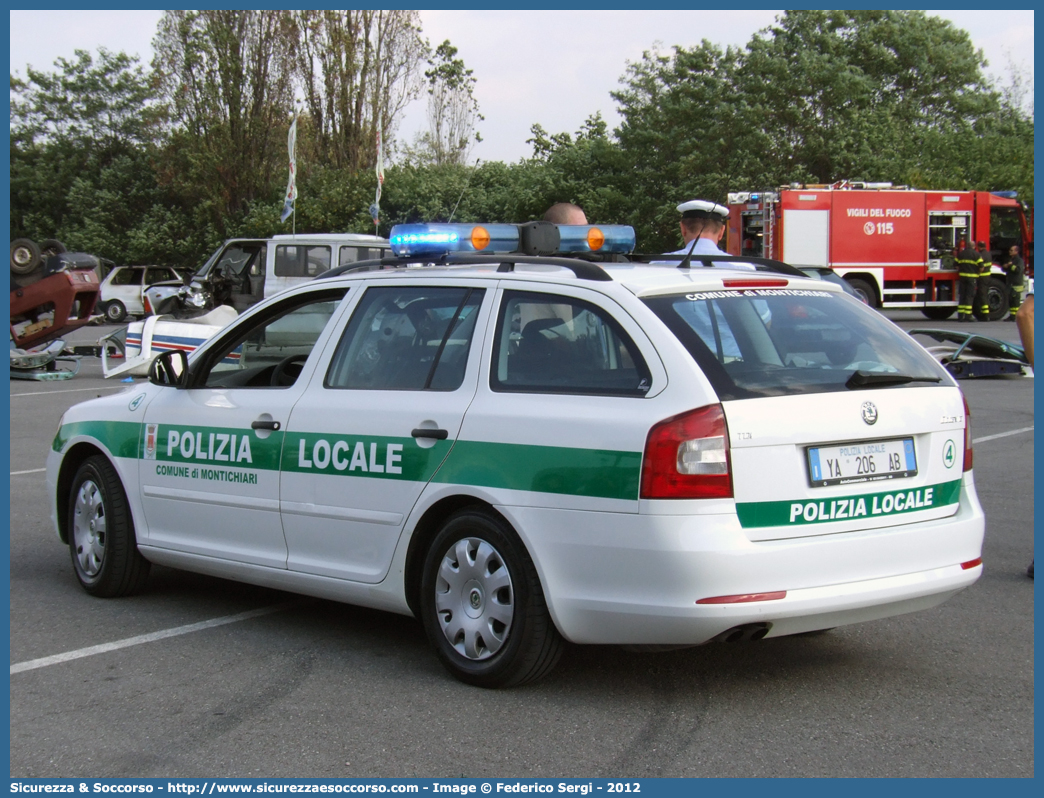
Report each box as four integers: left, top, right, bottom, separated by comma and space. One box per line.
955, 239, 981, 322
1004, 244, 1026, 321
660, 199, 754, 270
974, 241, 992, 319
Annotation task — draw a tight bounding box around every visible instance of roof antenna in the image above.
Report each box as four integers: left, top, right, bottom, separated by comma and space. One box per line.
677, 235, 699, 270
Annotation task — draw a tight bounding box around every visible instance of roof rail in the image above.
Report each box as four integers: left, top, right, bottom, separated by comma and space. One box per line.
317, 253, 806, 282
316, 254, 613, 282
631, 254, 807, 277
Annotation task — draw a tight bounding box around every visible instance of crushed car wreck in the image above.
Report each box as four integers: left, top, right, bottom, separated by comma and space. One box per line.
908, 328, 1031, 379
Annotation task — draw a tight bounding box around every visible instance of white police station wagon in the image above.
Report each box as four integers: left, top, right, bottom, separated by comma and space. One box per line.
47, 221, 984, 687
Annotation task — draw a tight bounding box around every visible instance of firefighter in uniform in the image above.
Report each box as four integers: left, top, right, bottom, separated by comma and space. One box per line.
955, 239, 981, 322
1004, 244, 1026, 321
974, 241, 992, 319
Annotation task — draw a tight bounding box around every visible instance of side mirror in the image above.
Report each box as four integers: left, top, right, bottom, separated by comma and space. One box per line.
148, 350, 190, 388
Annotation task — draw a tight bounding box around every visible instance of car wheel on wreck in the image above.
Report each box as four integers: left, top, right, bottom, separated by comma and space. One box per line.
10, 238, 41, 275
105, 300, 127, 323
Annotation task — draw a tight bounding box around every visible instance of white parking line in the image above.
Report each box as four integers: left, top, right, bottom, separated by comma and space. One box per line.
10, 601, 306, 675
11, 468, 46, 476
973, 426, 1034, 444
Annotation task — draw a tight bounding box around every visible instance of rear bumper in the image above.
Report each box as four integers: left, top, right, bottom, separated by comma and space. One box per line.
501, 477, 984, 645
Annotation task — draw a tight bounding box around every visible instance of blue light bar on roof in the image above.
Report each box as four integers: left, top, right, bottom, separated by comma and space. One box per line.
556, 225, 636, 255
389, 224, 519, 258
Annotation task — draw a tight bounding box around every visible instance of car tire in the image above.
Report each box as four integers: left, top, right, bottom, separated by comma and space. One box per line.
10, 238, 41, 275
105, 300, 127, 323
979, 277, 1009, 321
921, 307, 956, 321
68, 455, 150, 597
844, 277, 877, 307
420, 508, 563, 687
39, 238, 67, 257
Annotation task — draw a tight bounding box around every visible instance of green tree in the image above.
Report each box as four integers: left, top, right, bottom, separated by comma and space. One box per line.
737, 10, 997, 184
152, 10, 296, 231
292, 10, 426, 171
608, 10, 1033, 246
407, 40, 483, 167
612, 42, 759, 249
10, 49, 163, 253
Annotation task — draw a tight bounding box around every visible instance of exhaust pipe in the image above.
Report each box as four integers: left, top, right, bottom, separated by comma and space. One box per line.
713, 622, 771, 643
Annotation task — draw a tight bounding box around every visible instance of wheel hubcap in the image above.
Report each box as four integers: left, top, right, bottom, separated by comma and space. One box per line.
435, 537, 514, 660
72, 479, 106, 577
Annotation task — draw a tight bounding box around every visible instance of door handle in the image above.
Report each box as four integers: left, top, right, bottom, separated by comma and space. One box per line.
251, 419, 281, 431
411, 428, 448, 440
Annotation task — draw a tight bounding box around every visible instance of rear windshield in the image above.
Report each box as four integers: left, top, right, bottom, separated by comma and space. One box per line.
643, 288, 949, 400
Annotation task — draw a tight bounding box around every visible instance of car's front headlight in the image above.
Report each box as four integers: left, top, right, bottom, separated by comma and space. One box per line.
185, 287, 208, 308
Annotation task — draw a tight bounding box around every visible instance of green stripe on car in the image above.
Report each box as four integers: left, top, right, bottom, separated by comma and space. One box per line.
434, 440, 642, 501
55, 422, 642, 501
735, 479, 962, 528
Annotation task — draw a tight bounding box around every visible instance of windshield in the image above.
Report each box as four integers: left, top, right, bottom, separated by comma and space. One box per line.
195, 243, 265, 280
643, 288, 950, 399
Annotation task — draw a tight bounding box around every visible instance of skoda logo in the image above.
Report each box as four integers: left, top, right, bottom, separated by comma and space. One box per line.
861, 401, 878, 425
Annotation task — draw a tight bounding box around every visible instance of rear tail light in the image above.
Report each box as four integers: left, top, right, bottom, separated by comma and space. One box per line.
962, 393, 973, 472
641, 404, 733, 499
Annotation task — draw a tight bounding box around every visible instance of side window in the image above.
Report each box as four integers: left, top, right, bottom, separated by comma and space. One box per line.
491, 291, 651, 396
145, 268, 171, 284
338, 247, 358, 267
112, 269, 142, 286
326, 286, 485, 392
275, 245, 332, 277
196, 288, 349, 389
339, 247, 387, 267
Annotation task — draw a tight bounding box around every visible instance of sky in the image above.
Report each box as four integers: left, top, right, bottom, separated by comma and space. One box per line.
8, 9, 1036, 165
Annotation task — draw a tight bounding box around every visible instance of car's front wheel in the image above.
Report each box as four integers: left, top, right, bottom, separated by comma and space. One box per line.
68, 455, 150, 597
420, 508, 563, 687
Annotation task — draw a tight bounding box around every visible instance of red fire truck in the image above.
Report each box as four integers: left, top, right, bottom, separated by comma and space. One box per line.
725, 181, 1033, 320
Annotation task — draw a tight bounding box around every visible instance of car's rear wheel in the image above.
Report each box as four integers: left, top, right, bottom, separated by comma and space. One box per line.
105, 300, 127, 323
420, 508, 563, 687
844, 277, 877, 307
979, 277, 1009, 321
68, 455, 150, 597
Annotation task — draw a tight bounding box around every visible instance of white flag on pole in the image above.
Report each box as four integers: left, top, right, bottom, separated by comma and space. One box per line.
281, 116, 298, 222
370, 130, 385, 229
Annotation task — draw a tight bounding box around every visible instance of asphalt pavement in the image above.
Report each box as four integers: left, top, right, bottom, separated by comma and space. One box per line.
8, 313, 1034, 778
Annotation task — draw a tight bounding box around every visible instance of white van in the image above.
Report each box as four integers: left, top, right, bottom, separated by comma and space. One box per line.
197, 233, 391, 311
145, 233, 390, 315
